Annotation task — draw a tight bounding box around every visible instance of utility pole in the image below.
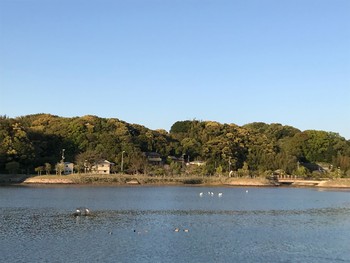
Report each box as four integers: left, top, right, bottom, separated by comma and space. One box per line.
84, 160, 87, 174
58, 149, 65, 176
228, 157, 231, 176
121, 151, 125, 173
61, 149, 65, 163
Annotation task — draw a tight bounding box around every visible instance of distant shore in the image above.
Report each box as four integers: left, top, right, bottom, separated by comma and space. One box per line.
2, 174, 346, 188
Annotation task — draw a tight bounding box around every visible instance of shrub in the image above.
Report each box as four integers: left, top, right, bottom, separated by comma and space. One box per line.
183, 178, 203, 184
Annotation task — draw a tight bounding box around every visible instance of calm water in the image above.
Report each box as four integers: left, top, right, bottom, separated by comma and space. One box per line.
0, 185, 350, 263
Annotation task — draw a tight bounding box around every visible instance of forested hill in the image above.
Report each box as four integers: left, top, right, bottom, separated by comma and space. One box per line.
0, 114, 349, 176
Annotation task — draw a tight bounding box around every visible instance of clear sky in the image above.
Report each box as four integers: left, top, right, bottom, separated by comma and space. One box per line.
1, 0, 349, 139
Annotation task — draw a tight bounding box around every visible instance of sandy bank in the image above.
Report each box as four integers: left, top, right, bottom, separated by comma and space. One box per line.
24, 177, 75, 184
21, 175, 275, 187
225, 178, 274, 186
17, 175, 350, 189
317, 179, 350, 188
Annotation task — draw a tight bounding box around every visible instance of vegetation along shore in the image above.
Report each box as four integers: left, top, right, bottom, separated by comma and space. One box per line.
1, 114, 349, 186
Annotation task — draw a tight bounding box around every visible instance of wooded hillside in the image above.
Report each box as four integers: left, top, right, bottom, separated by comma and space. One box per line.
1, 114, 349, 177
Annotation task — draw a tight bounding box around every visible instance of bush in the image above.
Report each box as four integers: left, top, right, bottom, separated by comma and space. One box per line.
6, 161, 20, 174
183, 178, 203, 184
294, 166, 309, 178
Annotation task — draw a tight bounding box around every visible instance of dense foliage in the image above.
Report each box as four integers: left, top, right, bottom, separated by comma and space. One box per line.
1, 114, 349, 177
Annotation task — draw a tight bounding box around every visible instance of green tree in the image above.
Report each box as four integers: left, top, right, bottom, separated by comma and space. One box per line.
5, 161, 19, 174
75, 150, 103, 173
55, 162, 64, 175
294, 165, 308, 178
128, 151, 147, 174
167, 160, 182, 176
35, 166, 44, 175
238, 162, 250, 177
215, 165, 223, 176
45, 163, 51, 175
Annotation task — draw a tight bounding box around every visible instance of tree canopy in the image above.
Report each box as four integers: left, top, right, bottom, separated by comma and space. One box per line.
0, 114, 349, 177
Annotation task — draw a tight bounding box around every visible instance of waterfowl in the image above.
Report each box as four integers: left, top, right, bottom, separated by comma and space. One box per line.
73, 207, 91, 217
73, 209, 81, 217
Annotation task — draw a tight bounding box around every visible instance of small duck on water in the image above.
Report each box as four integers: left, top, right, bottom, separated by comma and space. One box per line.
73, 207, 91, 217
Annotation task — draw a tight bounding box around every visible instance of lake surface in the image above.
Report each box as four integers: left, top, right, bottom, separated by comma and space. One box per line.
0, 185, 350, 262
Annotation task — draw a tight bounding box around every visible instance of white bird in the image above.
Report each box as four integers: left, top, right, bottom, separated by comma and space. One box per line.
246, 190, 249, 193
199, 192, 203, 197
73, 207, 91, 216
218, 193, 223, 197
73, 209, 81, 216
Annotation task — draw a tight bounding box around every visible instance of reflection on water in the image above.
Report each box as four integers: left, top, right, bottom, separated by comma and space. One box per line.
0, 186, 350, 263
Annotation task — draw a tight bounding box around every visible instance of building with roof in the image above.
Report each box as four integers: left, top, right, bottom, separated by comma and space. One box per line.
92, 160, 114, 174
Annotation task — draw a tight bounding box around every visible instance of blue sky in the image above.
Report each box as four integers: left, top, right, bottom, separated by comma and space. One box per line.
1, 0, 349, 139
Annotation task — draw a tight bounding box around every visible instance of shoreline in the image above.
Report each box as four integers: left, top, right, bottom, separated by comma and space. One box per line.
4, 174, 348, 189
21, 175, 275, 187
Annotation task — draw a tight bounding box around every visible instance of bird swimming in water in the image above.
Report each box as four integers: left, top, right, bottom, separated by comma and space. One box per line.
73, 207, 91, 217
73, 209, 81, 217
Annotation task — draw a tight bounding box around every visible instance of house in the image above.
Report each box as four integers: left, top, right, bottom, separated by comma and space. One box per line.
63, 162, 74, 175
188, 160, 206, 166
92, 160, 114, 174
144, 152, 163, 165
168, 155, 184, 163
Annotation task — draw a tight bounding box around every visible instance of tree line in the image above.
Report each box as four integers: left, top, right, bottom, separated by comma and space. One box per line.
0, 114, 349, 178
